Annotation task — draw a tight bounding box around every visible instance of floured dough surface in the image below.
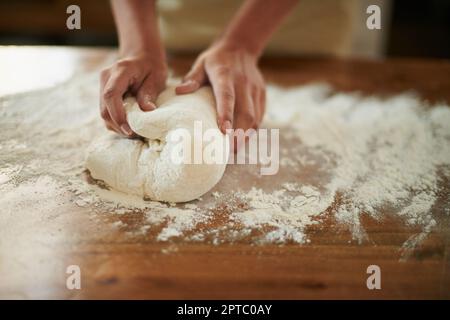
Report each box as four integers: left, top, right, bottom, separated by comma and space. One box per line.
85, 86, 228, 202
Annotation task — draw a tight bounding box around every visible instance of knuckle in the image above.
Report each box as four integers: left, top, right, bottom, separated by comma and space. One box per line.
237, 73, 249, 85
186, 68, 199, 80
116, 59, 131, 68
128, 75, 138, 87
220, 89, 235, 103
100, 107, 109, 119
214, 65, 231, 77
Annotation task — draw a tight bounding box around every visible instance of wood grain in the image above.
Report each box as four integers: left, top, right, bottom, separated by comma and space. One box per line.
0, 47, 449, 299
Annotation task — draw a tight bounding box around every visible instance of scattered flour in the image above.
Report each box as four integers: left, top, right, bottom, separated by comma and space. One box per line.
1, 70, 449, 249
230, 184, 327, 243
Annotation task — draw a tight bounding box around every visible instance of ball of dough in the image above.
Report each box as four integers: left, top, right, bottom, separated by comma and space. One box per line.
85, 86, 229, 202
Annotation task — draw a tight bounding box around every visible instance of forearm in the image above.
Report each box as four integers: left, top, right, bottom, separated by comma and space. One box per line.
110, 0, 164, 60
218, 0, 299, 58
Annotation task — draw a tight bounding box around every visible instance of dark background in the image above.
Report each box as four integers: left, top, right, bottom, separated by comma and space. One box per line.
0, 0, 449, 59
387, 0, 450, 58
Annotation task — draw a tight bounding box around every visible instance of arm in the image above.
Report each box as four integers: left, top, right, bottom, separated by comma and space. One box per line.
218, 0, 299, 58
100, 0, 167, 136
176, 0, 299, 135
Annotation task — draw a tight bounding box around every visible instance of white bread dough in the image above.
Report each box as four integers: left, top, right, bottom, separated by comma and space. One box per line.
85, 86, 228, 202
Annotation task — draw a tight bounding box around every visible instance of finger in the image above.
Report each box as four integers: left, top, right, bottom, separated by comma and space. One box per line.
99, 68, 110, 89
234, 84, 257, 131
100, 104, 121, 134
99, 68, 110, 116
102, 69, 134, 136
136, 76, 161, 112
252, 88, 262, 128
233, 85, 257, 153
209, 69, 235, 134
258, 89, 266, 124
175, 61, 207, 95
100, 72, 123, 135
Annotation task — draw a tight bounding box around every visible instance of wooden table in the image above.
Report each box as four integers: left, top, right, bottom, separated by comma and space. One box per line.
0, 46, 449, 299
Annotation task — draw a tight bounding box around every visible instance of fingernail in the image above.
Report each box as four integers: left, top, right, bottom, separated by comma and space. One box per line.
221, 120, 232, 134
120, 123, 133, 136
143, 95, 156, 111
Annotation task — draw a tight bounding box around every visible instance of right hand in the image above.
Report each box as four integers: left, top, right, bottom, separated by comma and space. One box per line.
99, 53, 168, 136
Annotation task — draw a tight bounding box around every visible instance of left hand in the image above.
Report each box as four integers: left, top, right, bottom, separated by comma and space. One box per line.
175, 41, 266, 136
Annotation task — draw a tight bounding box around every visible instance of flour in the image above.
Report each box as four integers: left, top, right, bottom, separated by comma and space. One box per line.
262, 85, 449, 243
229, 184, 326, 243
1, 71, 449, 249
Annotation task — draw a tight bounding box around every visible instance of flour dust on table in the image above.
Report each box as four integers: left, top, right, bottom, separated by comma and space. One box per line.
1, 71, 449, 255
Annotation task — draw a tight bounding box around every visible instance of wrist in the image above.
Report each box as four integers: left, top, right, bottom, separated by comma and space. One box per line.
119, 41, 165, 58
120, 45, 166, 64
213, 37, 261, 62
118, 48, 167, 77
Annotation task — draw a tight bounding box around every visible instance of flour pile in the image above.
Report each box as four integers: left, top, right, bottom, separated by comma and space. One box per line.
0, 72, 449, 247
260, 85, 450, 243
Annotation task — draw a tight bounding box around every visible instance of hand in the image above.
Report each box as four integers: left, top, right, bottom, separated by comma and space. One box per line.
175, 41, 266, 135
100, 53, 167, 136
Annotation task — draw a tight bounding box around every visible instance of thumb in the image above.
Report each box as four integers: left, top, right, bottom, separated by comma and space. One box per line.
175, 62, 206, 95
